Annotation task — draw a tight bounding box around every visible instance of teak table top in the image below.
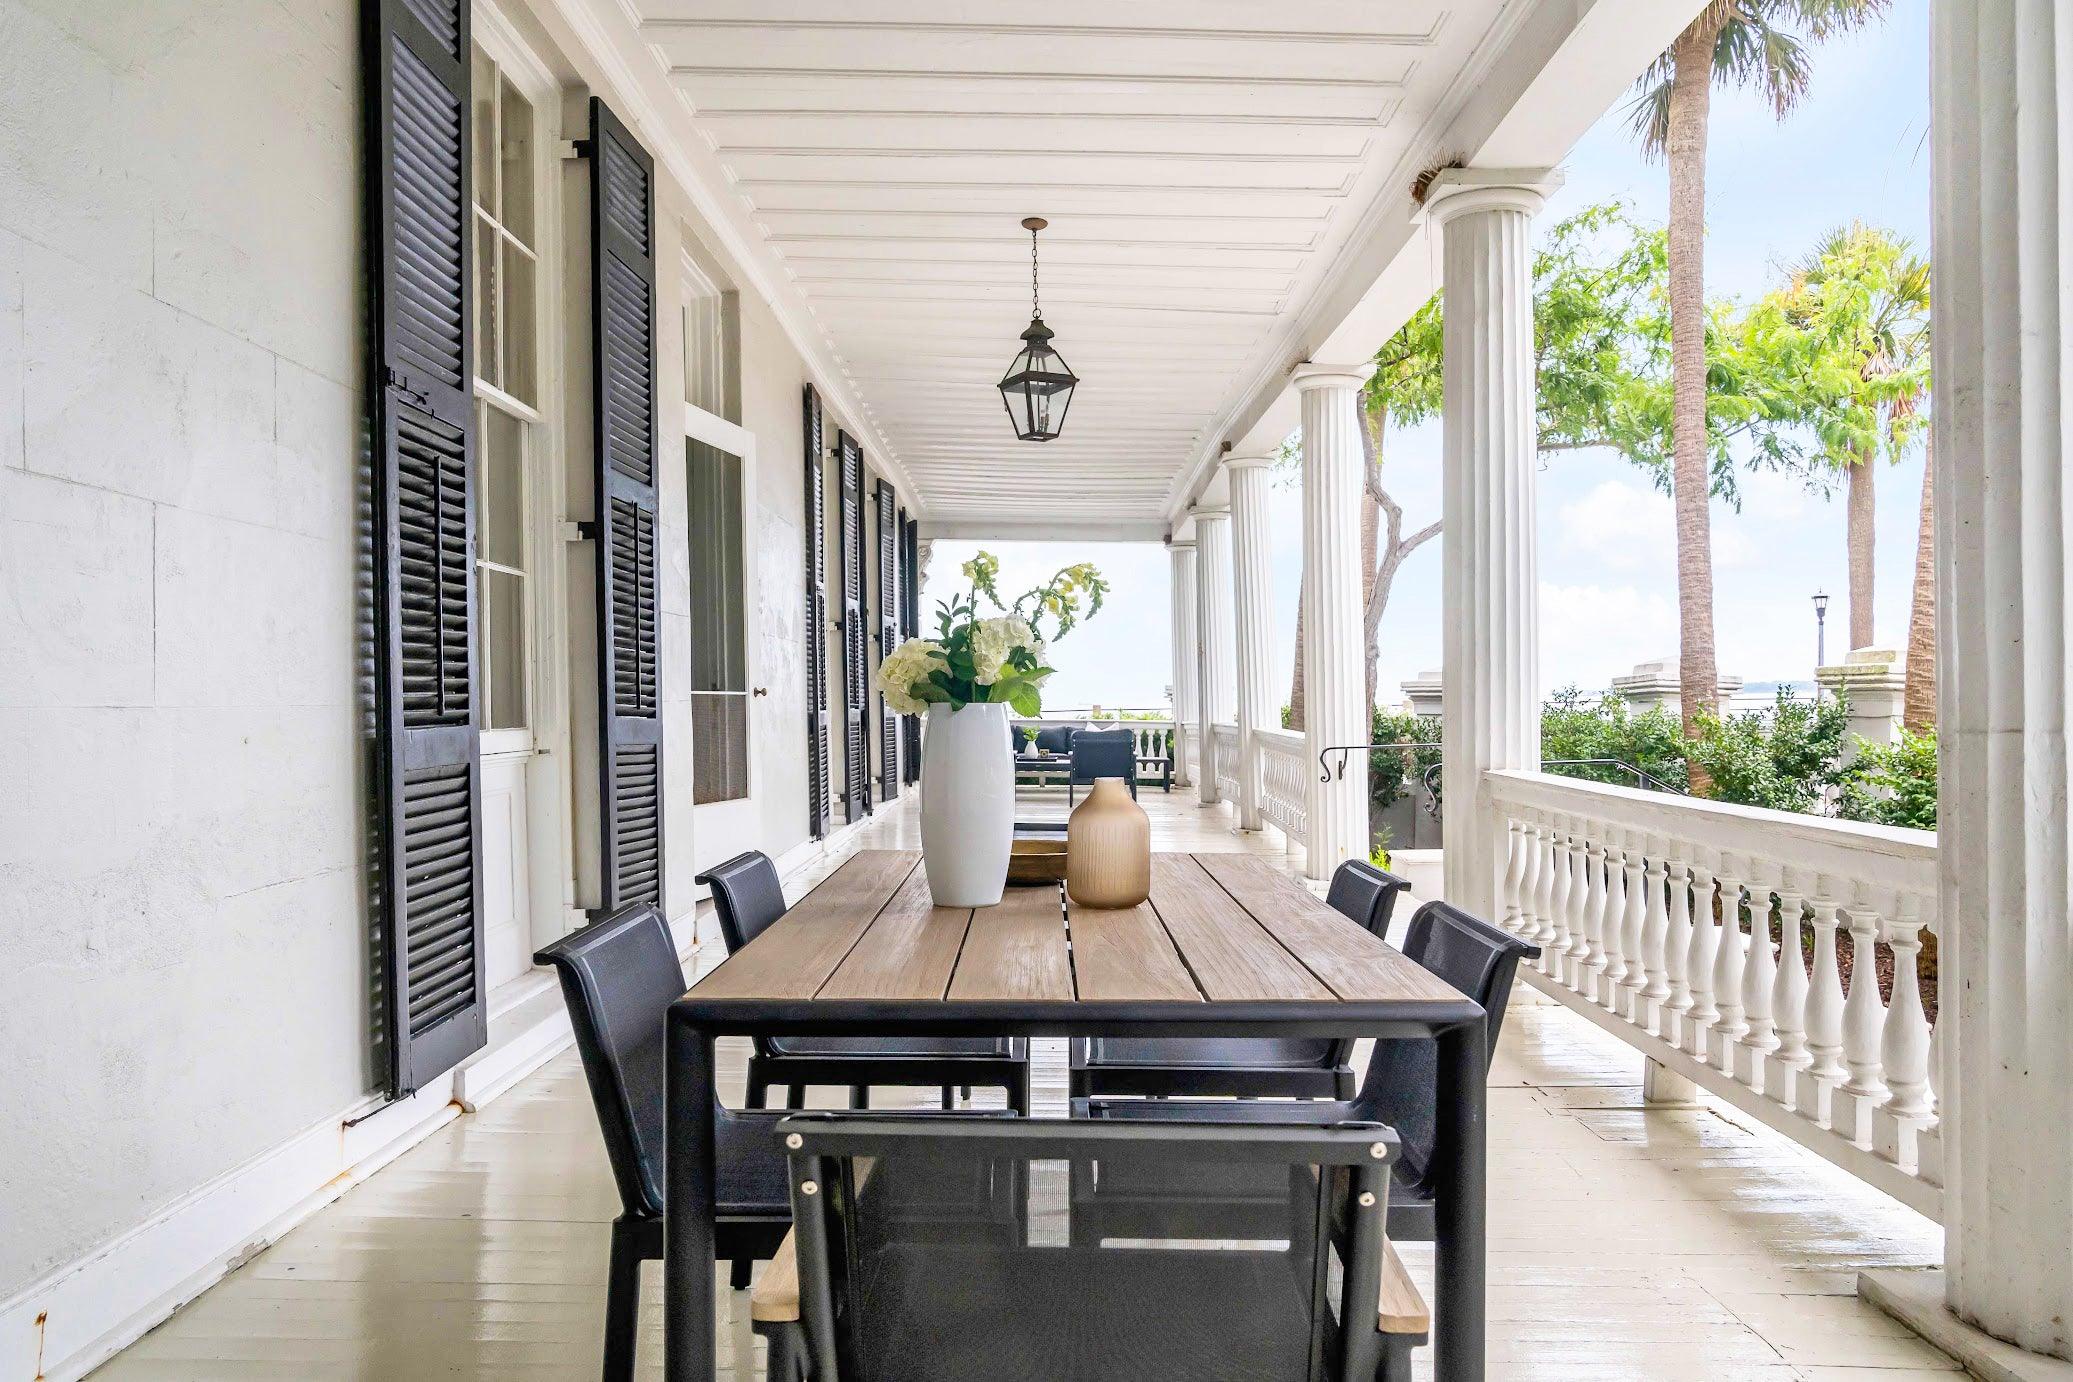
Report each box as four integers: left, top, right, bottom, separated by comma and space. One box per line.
682, 850, 1468, 1019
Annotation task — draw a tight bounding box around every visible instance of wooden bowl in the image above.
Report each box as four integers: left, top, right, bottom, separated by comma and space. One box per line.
1005, 836, 1068, 886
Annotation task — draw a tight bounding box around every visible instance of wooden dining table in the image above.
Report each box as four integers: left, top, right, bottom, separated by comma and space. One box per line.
665, 848, 1490, 1381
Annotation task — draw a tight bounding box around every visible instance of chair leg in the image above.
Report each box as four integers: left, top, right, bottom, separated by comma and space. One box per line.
961, 1084, 972, 1101
729, 1256, 753, 1291
1011, 1066, 1032, 1117
940, 1086, 954, 1110
602, 1221, 644, 1382
745, 1071, 769, 1110
848, 1085, 868, 1109
784, 1084, 804, 1110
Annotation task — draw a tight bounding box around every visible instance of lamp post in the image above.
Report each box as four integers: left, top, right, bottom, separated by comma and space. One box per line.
1812, 590, 1829, 697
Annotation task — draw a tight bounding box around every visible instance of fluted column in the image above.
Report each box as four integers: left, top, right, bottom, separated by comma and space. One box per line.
1192, 505, 1233, 806
1168, 540, 1199, 786
1294, 362, 1374, 878
1226, 454, 1277, 830
1426, 169, 1554, 921
1926, 4, 2073, 1361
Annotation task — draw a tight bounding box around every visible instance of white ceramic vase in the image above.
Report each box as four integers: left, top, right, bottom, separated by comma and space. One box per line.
919, 702, 1015, 907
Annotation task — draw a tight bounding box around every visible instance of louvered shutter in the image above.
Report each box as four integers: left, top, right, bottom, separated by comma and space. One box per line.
803, 387, 832, 839
587, 99, 664, 911
874, 478, 901, 801
365, 0, 487, 1095
837, 431, 871, 822
901, 512, 921, 785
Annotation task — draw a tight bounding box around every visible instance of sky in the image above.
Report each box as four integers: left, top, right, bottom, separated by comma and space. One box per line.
926, 6, 1932, 715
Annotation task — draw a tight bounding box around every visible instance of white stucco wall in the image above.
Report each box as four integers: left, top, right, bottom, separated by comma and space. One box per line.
0, 0, 369, 1297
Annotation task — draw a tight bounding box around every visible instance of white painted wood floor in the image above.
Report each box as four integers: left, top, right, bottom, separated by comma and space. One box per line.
96, 790, 1955, 1381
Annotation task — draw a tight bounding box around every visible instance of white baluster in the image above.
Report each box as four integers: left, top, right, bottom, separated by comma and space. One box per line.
1683, 852, 1720, 1058
1515, 815, 1544, 942
1533, 812, 1559, 957
1545, 817, 1574, 979
1802, 886, 1849, 1130
1500, 815, 1527, 932
1736, 862, 1781, 1091
1640, 841, 1672, 1029
1767, 873, 1811, 1108
1616, 838, 1648, 1020
1708, 854, 1749, 1069
1878, 894, 1934, 1119
1575, 834, 1604, 994
1834, 891, 1890, 1147
1596, 828, 1629, 1009
1662, 849, 1695, 1045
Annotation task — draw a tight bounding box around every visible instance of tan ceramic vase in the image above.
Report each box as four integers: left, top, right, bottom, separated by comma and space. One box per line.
1065, 777, 1151, 908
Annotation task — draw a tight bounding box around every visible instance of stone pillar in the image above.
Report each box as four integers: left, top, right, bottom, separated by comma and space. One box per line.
1905, 4, 2073, 1362
1401, 670, 1444, 721
1425, 168, 1557, 921
1294, 363, 1375, 879
1612, 657, 1744, 718
1226, 455, 1277, 831
1168, 540, 1198, 786
1192, 505, 1233, 807
1815, 647, 1905, 760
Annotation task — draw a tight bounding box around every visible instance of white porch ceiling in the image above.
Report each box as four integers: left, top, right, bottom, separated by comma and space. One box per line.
621, 1, 1681, 535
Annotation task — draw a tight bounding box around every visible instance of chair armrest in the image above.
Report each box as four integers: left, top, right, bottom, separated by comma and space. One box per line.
750, 1231, 800, 1323
1378, 1239, 1429, 1336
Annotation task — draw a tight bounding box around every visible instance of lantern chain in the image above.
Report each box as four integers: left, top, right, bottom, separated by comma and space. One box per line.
1030, 222, 1041, 320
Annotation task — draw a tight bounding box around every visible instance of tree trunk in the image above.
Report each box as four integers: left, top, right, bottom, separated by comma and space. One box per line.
1846, 446, 1877, 651
1666, 15, 1724, 791
1903, 441, 1936, 732
1288, 575, 1305, 732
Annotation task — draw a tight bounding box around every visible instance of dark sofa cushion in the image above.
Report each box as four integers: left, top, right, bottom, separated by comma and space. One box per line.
1034, 725, 1077, 754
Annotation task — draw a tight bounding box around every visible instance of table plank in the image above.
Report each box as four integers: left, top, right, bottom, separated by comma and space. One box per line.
688, 850, 919, 1001
816, 867, 972, 1001
1193, 852, 1464, 1004
1067, 899, 1201, 1002
946, 886, 1074, 1001
1146, 854, 1334, 1001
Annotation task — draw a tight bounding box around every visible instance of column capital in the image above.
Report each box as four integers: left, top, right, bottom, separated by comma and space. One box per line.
1166, 537, 1197, 551
1222, 452, 1278, 473
1419, 167, 1563, 226
1189, 502, 1231, 522
1291, 361, 1375, 394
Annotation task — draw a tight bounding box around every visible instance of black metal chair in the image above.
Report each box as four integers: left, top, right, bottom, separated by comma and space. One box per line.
1077, 899, 1539, 1242
1065, 728, 1136, 804
1068, 861, 1413, 1100
533, 904, 792, 1382
697, 851, 1032, 1114
771, 1113, 1427, 1382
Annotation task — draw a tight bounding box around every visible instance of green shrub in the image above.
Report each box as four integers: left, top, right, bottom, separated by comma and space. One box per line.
1837, 727, 1938, 829
1540, 686, 1690, 793
1686, 692, 1850, 813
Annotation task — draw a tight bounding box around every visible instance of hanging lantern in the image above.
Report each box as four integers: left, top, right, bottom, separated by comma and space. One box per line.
998, 216, 1078, 442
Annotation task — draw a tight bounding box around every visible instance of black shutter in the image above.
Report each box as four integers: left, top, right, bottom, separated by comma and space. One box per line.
837, 431, 871, 822
901, 512, 922, 785
587, 99, 664, 911
803, 387, 832, 840
364, 0, 486, 1095
874, 478, 901, 801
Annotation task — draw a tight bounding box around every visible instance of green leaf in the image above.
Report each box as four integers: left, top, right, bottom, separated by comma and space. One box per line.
1009, 686, 1042, 717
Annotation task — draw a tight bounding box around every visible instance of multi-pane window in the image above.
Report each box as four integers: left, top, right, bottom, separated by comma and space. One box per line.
689, 441, 748, 803
470, 43, 539, 735
682, 260, 741, 424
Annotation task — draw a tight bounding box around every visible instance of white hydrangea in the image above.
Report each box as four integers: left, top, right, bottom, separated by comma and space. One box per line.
968, 616, 1038, 685
874, 638, 948, 715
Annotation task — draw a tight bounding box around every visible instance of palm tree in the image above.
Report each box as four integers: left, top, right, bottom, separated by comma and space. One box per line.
1627, 0, 1888, 780
1770, 223, 1930, 701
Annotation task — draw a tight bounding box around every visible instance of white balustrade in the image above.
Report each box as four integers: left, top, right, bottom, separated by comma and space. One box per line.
1209, 721, 1240, 805
1490, 769, 1940, 1218
1254, 727, 1309, 845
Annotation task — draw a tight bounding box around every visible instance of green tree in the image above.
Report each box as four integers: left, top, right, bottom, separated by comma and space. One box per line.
1628, 0, 1890, 775
1685, 691, 1852, 813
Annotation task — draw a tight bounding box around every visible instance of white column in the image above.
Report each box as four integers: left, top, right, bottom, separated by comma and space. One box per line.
1192, 505, 1233, 806
1294, 363, 1374, 878
1929, 4, 2073, 1359
1425, 168, 1555, 922
1226, 454, 1277, 831
1168, 540, 1198, 786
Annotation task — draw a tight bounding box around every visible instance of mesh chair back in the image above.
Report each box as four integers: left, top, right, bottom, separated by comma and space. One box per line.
783, 1115, 1399, 1382
1325, 859, 1412, 944
1351, 901, 1538, 1194
533, 904, 685, 1219
1068, 729, 1135, 785
698, 849, 787, 952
